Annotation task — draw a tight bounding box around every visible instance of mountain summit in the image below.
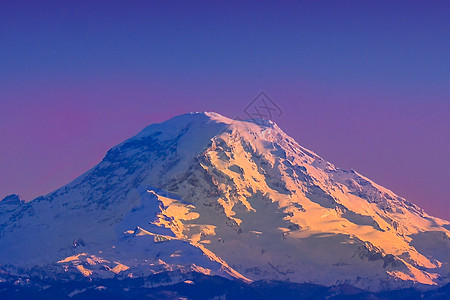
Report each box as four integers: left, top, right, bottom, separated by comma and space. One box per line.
1, 112, 449, 291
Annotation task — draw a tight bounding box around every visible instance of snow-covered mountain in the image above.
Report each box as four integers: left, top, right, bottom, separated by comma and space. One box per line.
1, 112, 449, 292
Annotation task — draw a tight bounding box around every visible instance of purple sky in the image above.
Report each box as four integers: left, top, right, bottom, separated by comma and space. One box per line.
0, 1, 449, 219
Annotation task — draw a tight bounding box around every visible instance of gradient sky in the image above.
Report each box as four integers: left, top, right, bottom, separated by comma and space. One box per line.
0, 1, 449, 219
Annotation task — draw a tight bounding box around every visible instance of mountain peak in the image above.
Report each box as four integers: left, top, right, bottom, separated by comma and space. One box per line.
0, 194, 23, 205
0, 112, 449, 292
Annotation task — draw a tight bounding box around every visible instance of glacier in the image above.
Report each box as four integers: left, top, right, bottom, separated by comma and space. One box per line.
1, 112, 449, 293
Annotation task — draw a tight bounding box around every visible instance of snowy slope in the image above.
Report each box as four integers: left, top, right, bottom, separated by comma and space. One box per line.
0, 112, 449, 291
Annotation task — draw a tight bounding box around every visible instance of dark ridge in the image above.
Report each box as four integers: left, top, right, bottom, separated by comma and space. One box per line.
0, 272, 448, 300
